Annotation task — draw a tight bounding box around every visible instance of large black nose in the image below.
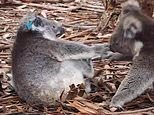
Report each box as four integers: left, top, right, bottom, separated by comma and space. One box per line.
56, 27, 65, 37
110, 41, 121, 53
109, 36, 116, 52
59, 27, 65, 35
110, 44, 115, 52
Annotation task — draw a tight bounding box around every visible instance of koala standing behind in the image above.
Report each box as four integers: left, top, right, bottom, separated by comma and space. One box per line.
12, 12, 111, 106
110, 0, 154, 108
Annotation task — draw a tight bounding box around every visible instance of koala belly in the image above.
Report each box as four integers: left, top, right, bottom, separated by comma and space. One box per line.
13, 58, 93, 106
71, 59, 94, 78
49, 60, 94, 95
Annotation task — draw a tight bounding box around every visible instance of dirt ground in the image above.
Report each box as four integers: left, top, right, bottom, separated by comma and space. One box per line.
0, 0, 154, 114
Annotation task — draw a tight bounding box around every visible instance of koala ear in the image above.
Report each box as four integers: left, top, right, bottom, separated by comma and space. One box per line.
121, 0, 141, 15
25, 20, 33, 30
123, 16, 142, 39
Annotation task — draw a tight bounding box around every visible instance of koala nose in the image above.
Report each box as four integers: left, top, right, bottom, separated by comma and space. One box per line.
110, 44, 115, 52
59, 27, 65, 35
56, 27, 65, 37
110, 41, 119, 52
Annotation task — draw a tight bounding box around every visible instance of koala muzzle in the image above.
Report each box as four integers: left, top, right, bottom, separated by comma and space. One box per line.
110, 42, 118, 53
56, 27, 65, 37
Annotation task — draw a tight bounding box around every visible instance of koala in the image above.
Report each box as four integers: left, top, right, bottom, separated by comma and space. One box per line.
109, 0, 154, 108
12, 12, 112, 106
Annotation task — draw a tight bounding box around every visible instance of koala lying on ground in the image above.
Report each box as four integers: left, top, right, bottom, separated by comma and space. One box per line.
12, 12, 112, 106
109, 0, 154, 108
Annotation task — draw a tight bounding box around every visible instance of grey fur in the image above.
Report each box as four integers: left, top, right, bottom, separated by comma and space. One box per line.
110, 0, 154, 108
12, 12, 111, 106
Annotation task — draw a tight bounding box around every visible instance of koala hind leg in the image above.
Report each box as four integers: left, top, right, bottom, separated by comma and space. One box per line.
110, 55, 154, 108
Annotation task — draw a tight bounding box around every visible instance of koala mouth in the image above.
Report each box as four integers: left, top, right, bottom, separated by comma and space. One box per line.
56, 27, 65, 37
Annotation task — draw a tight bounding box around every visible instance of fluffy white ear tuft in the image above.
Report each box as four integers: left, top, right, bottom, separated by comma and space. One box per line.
123, 16, 142, 39
121, 0, 141, 15
133, 40, 143, 57
122, 0, 140, 9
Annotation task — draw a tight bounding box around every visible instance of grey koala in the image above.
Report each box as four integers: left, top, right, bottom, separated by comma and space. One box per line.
109, 0, 154, 108
12, 12, 112, 106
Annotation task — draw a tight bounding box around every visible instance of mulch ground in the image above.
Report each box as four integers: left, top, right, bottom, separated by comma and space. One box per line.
0, 0, 154, 114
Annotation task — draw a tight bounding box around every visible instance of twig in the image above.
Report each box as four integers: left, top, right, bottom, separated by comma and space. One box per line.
31, 0, 75, 3
97, 11, 114, 33
80, 7, 104, 13
0, 44, 12, 50
147, 93, 154, 103
64, 29, 93, 40
81, 3, 105, 10
12, 1, 81, 12
4, 112, 44, 115
0, 96, 19, 102
101, 107, 154, 115
0, 26, 9, 33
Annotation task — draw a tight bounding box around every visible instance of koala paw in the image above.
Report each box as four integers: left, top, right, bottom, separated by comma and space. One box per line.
110, 95, 125, 109
92, 43, 111, 58
101, 51, 114, 59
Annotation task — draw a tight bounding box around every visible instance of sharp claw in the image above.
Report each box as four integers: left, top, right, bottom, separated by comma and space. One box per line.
109, 103, 124, 111
101, 51, 114, 59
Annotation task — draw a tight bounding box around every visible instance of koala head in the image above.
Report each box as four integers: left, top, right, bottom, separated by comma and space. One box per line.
110, 0, 154, 57
19, 12, 65, 40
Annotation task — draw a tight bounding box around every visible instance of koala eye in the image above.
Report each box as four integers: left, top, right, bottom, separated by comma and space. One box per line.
53, 25, 56, 29
115, 42, 119, 46
33, 17, 44, 27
